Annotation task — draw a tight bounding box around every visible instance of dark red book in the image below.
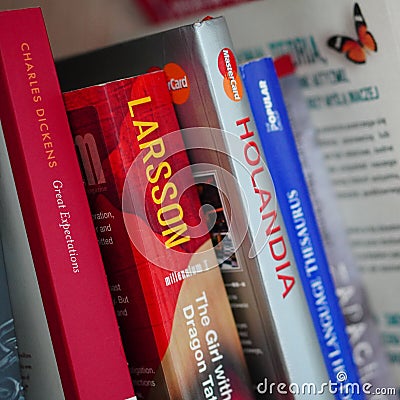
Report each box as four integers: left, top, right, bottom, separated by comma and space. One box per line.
63, 70, 255, 399
0, 8, 135, 400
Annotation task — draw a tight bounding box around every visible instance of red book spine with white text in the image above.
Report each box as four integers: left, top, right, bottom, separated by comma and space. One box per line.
63, 71, 255, 400
0, 8, 135, 400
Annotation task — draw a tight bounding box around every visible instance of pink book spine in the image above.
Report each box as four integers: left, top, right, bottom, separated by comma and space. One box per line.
0, 8, 135, 400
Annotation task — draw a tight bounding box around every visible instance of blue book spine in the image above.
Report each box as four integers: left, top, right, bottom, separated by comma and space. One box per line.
240, 57, 364, 400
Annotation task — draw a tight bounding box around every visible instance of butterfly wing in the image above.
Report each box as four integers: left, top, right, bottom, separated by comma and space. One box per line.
354, 2, 377, 52
327, 35, 366, 64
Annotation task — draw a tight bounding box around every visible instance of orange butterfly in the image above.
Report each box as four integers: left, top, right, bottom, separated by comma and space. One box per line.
327, 3, 377, 64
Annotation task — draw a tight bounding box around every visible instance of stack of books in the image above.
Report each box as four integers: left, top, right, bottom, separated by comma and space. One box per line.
0, 3, 398, 400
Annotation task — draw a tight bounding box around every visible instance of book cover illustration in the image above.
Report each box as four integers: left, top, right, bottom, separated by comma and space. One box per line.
64, 70, 254, 400
0, 7, 135, 400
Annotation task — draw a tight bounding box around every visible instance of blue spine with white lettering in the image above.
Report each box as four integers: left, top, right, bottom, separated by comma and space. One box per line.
240, 57, 364, 400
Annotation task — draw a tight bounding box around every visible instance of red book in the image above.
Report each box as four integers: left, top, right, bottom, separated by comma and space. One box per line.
0, 8, 136, 400
63, 71, 255, 399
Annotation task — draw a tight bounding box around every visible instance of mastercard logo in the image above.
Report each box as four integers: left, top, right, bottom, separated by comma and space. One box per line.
163, 63, 190, 105
217, 48, 243, 102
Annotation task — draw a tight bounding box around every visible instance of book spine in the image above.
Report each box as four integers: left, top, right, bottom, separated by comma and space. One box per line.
190, 19, 334, 398
63, 71, 254, 400
0, 125, 65, 399
275, 54, 397, 398
0, 8, 135, 400
240, 57, 363, 398
0, 237, 24, 400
